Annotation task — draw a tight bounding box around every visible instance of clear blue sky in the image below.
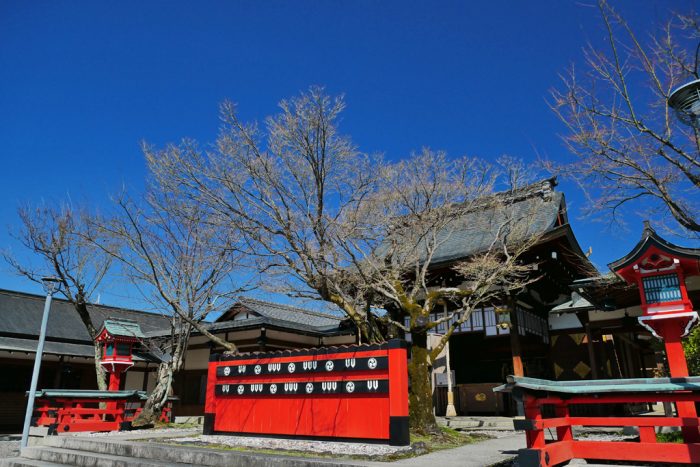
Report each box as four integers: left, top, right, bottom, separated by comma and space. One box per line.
0, 0, 693, 309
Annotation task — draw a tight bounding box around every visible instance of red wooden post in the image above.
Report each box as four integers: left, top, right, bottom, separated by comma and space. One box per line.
662, 320, 700, 443
523, 394, 544, 449
108, 372, 121, 391
609, 226, 700, 443
554, 403, 572, 442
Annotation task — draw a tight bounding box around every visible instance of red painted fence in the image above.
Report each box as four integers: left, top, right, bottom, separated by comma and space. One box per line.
31, 390, 172, 434
496, 376, 700, 466
204, 339, 409, 445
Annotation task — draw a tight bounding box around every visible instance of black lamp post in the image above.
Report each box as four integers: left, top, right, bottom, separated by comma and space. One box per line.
667, 44, 700, 127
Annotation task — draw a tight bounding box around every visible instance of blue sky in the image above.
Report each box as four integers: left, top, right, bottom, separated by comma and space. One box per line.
0, 0, 694, 309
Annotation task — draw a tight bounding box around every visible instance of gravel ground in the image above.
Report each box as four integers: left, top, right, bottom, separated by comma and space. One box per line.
459, 429, 516, 439
0, 439, 19, 458
167, 434, 414, 457
81, 427, 198, 438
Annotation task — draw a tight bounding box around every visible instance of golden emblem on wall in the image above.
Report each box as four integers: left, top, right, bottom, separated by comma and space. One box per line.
474, 392, 487, 402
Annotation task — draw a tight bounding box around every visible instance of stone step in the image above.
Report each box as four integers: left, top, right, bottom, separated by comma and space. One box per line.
438, 417, 516, 431
41, 436, 368, 467
21, 446, 182, 467
0, 458, 67, 467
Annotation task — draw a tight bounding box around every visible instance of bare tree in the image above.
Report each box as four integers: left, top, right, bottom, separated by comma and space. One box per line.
337, 154, 544, 432
549, 0, 699, 236
146, 88, 545, 433
89, 166, 252, 425
4, 204, 112, 390
146, 86, 386, 343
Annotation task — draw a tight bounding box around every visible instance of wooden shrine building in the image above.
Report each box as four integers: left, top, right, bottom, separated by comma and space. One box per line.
401, 178, 600, 415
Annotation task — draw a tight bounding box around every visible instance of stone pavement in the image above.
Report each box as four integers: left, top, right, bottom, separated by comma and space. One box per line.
1, 426, 645, 467
363, 433, 524, 467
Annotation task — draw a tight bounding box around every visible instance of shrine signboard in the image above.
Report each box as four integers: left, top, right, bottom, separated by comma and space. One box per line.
204, 339, 409, 445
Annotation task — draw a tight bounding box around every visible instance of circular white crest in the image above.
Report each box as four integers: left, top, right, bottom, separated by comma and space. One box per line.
237, 385, 244, 395
368, 357, 377, 370
305, 382, 314, 394
325, 360, 334, 371
288, 362, 295, 373
270, 384, 277, 394
345, 381, 355, 393
223, 366, 231, 376
254, 364, 262, 375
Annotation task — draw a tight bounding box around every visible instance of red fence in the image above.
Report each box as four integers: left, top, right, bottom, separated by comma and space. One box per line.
31, 390, 172, 434
204, 340, 409, 445
496, 376, 700, 466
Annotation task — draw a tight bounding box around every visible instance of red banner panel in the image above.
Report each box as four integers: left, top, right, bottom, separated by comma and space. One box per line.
204, 339, 409, 445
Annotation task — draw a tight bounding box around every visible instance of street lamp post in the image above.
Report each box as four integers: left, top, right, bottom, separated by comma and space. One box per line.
667, 43, 700, 127
20, 277, 61, 449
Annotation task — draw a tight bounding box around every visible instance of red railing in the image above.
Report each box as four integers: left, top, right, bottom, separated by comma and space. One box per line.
497, 376, 700, 466
31, 390, 172, 434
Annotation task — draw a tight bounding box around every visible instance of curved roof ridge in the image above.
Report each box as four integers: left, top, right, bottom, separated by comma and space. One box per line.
239, 297, 342, 319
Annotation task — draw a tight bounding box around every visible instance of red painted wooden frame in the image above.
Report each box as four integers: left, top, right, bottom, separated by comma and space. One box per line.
32, 396, 172, 434
204, 339, 409, 445
515, 391, 700, 466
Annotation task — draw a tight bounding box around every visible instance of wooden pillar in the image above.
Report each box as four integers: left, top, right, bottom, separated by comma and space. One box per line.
584, 324, 599, 379
509, 307, 524, 377
141, 364, 149, 391
108, 372, 121, 391
53, 355, 64, 388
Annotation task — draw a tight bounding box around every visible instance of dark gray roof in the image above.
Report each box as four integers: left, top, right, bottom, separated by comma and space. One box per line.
226, 298, 344, 328
0, 289, 170, 344
0, 335, 157, 361
0, 336, 94, 357
209, 298, 351, 336
430, 179, 564, 265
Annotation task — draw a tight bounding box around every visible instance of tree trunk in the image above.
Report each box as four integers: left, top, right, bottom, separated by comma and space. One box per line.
354, 314, 384, 344
72, 298, 109, 389
132, 361, 173, 427
93, 342, 108, 391
132, 327, 188, 427
407, 330, 438, 434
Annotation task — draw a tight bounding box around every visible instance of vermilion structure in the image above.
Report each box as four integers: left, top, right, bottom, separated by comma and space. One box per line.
204, 339, 410, 445
95, 319, 144, 391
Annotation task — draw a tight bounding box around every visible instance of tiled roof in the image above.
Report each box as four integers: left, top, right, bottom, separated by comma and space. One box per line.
100, 319, 146, 339
226, 298, 345, 329
0, 335, 158, 361
0, 289, 170, 343
429, 179, 564, 265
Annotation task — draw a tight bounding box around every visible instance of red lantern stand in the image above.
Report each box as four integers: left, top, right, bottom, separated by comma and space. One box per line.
95, 323, 137, 392
496, 225, 700, 466
610, 226, 700, 443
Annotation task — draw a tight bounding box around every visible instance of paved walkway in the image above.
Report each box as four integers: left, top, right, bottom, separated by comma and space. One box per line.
364, 434, 524, 467
87, 427, 524, 466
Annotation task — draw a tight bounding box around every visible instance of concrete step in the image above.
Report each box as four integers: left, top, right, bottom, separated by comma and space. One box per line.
438, 417, 516, 431
21, 446, 182, 467
41, 436, 368, 467
1, 458, 68, 467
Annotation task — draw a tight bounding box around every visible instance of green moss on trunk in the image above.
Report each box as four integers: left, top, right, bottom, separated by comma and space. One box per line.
408, 331, 438, 434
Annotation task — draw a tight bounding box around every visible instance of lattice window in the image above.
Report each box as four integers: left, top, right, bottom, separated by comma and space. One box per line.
642, 274, 682, 304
